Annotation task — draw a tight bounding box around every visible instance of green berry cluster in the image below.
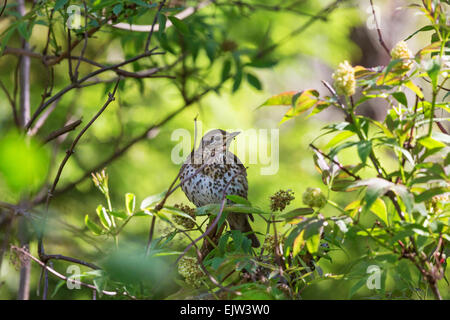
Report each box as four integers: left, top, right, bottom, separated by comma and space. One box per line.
178, 256, 204, 288
263, 233, 284, 254
270, 189, 295, 212
302, 187, 327, 208
173, 204, 196, 229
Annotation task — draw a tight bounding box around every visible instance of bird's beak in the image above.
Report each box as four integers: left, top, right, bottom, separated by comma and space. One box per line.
226, 131, 240, 142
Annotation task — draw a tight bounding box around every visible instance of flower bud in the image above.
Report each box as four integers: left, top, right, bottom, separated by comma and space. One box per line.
390, 41, 413, 70
332, 60, 356, 96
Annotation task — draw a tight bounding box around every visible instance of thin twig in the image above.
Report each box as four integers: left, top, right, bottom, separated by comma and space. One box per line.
0, 79, 19, 127
42, 119, 82, 144
144, 0, 166, 52
11, 246, 117, 296
369, 0, 390, 56
73, 1, 88, 81
26, 48, 161, 130
309, 143, 360, 180
0, 0, 6, 18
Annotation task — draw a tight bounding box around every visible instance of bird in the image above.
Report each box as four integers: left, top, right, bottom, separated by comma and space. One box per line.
179, 129, 260, 253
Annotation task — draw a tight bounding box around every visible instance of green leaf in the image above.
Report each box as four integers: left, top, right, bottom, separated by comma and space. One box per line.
404, 25, 434, 41
348, 277, 367, 299
370, 198, 388, 226
417, 136, 446, 150
232, 70, 243, 92
168, 16, 189, 34
113, 3, 123, 15
221, 59, 231, 82
280, 208, 314, 221
85, 215, 103, 235
247, 73, 262, 90
158, 13, 166, 37
280, 90, 320, 123
305, 233, 320, 255
325, 131, 356, 149
426, 59, 441, 91
415, 187, 448, 203
404, 80, 424, 99
109, 210, 128, 219
17, 22, 29, 40
258, 91, 296, 108
357, 140, 372, 164
51, 280, 66, 298
128, 0, 158, 8
226, 195, 251, 206
392, 92, 408, 107
54, 0, 69, 11
133, 210, 153, 217
351, 178, 393, 214
205, 40, 217, 62
304, 220, 324, 254
125, 193, 136, 215
96, 205, 112, 229
140, 191, 166, 210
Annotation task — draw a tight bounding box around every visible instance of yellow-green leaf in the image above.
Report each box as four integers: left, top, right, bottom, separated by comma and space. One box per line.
370, 198, 388, 226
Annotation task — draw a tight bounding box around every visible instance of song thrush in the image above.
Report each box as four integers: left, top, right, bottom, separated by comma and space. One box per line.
179, 129, 260, 251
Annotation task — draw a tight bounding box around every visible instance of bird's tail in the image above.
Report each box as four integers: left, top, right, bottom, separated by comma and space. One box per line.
227, 213, 260, 248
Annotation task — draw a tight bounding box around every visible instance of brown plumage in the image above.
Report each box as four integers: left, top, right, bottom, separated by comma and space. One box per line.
179, 129, 260, 251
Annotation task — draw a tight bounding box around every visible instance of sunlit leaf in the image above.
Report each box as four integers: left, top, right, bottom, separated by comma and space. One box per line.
370, 198, 388, 226
125, 193, 136, 215
85, 215, 103, 235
